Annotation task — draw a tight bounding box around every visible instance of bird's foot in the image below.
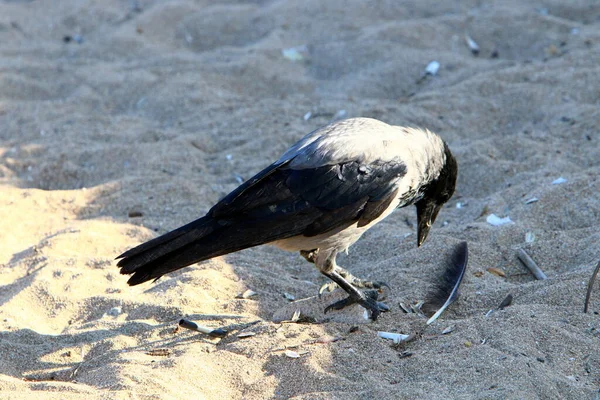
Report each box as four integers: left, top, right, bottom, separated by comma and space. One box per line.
318, 269, 389, 295
324, 289, 390, 320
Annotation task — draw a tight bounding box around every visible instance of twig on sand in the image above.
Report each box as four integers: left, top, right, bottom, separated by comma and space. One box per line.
178, 319, 228, 338
584, 260, 600, 313
517, 249, 548, 280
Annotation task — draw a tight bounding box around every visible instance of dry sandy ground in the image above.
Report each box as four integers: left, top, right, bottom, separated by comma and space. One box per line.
1, 0, 600, 399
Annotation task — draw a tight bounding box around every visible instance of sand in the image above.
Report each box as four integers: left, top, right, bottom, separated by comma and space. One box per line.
1, 0, 600, 398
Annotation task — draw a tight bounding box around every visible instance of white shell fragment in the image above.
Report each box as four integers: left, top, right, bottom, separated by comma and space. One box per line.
291, 310, 301, 322
425, 61, 440, 76
237, 332, 256, 338
284, 350, 301, 358
333, 109, 347, 120
552, 177, 567, 185
283, 292, 295, 301
486, 214, 513, 226
465, 34, 480, 55
524, 197, 538, 204
107, 306, 122, 317
237, 289, 257, 299
377, 331, 413, 344
525, 232, 536, 243
303, 111, 312, 121
441, 326, 454, 335
282, 46, 307, 62
399, 303, 412, 313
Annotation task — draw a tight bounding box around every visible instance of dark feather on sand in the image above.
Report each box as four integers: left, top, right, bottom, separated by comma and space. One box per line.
422, 241, 468, 324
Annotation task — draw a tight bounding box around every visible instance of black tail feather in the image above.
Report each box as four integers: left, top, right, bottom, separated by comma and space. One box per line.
117, 216, 223, 285
117, 217, 217, 272
117, 211, 320, 286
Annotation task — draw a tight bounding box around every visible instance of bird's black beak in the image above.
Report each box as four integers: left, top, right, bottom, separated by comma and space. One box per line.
416, 200, 442, 247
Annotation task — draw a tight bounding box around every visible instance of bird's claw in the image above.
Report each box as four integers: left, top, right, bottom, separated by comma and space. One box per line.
318, 280, 390, 296
368, 281, 390, 290
324, 290, 390, 321
319, 282, 338, 295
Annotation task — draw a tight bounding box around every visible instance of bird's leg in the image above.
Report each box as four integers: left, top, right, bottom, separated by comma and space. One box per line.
300, 249, 318, 264
301, 249, 343, 294
318, 267, 389, 294
314, 249, 389, 320
300, 250, 389, 295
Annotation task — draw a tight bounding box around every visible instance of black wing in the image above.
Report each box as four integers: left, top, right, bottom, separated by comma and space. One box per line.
211, 158, 408, 237
117, 158, 407, 285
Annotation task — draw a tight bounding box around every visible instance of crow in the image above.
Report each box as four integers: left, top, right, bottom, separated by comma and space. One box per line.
116, 117, 457, 320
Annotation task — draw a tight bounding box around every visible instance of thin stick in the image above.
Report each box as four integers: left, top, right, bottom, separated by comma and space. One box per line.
178, 319, 228, 338
517, 249, 547, 280
584, 260, 600, 313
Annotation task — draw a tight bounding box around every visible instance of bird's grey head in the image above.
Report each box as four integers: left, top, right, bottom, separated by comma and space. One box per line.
415, 142, 457, 247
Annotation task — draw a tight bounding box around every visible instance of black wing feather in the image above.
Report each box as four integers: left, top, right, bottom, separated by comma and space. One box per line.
285, 160, 406, 210
422, 241, 469, 323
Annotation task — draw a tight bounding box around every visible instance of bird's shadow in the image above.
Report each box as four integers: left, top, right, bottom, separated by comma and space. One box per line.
8, 228, 81, 266
0, 319, 223, 382
0, 265, 45, 308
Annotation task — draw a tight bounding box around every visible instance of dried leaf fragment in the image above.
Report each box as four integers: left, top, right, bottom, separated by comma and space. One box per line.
315, 335, 341, 344
146, 349, 171, 357
487, 267, 506, 277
